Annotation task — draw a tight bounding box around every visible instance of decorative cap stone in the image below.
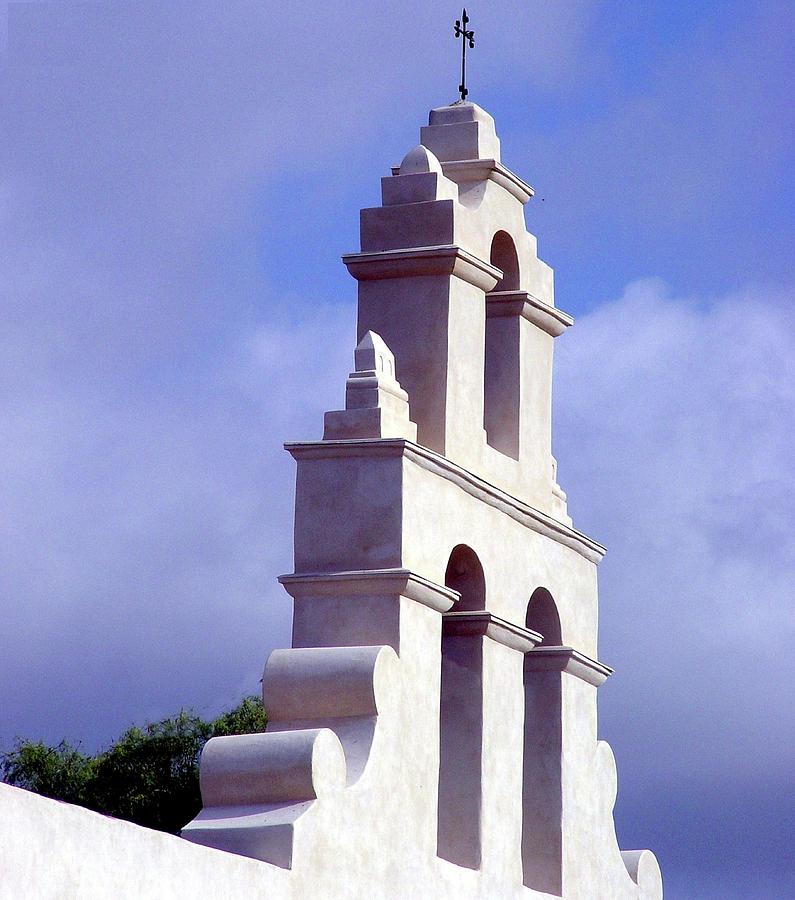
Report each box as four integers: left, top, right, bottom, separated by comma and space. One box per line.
322, 331, 417, 441
354, 331, 395, 378
382, 146, 458, 206
428, 101, 496, 129
398, 145, 443, 176
420, 101, 500, 163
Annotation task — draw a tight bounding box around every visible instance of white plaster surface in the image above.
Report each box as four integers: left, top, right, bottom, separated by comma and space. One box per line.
0, 101, 663, 899
0, 781, 290, 899
183, 99, 662, 899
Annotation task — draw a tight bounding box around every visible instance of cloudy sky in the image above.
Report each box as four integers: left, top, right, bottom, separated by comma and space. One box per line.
1, 2, 793, 897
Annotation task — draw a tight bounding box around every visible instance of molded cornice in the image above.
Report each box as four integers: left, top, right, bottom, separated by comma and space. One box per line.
486, 291, 574, 337
342, 244, 501, 292
524, 646, 613, 686
389, 158, 535, 204
279, 567, 458, 613
442, 611, 542, 653
285, 438, 607, 564
441, 159, 535, 204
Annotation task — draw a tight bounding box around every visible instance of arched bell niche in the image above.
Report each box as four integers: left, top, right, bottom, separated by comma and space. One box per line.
484, 231, 521, 459
490, 230, 521, 292
522, 587, 563, 894
437, 544, 486, 869
525, 586, 562, 646
444, 544, 486, 611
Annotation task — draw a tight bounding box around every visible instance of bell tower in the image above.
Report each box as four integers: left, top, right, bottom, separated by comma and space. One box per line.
345, 101, 571, 519
182, 101, 664, 900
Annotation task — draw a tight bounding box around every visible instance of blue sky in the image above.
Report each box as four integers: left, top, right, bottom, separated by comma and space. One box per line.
1, 2, 793, 897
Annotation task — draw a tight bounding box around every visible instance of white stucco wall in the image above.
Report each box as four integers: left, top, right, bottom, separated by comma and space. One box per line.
0, 782, 290, 899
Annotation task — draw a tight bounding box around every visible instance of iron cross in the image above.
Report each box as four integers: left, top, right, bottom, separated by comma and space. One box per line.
454, 8, 475, 102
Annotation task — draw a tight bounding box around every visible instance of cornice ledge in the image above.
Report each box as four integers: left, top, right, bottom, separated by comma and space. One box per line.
487, 291, 574, 337
442, 159, 534, 204
442, 611, 542, 653
284, 439, 606, 564
286, 438, 407, 460
386, 160, 534, 204
278, 568, 458, 613
342, 245, 501, 292
524, 646, 614, 686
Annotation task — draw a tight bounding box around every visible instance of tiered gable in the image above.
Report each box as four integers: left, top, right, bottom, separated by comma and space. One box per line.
182, 102, 663, 900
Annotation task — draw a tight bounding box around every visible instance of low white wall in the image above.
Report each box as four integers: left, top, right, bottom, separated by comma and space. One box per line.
0, 782, 290, 899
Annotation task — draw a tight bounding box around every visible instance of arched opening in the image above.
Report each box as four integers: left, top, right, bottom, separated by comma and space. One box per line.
437, 545, 485, 869
522, 587, 563, 895
444, 544, 486, 611
484, 231, 521, 458
490, 230, 520, 292
525, 587, 562, 646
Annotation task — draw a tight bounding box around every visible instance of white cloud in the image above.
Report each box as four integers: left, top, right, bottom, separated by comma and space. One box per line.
0, 281, 353, 746
554, 278, 795, 786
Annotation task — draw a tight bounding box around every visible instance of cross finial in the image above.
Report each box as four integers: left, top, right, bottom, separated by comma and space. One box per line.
454, 8, 475, 102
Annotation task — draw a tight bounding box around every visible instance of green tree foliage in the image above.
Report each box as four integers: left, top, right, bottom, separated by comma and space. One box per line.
1, 696, 267, 834
1, 739, 94, 807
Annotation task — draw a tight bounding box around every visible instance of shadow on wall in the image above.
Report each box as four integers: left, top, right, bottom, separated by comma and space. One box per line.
437, 545, 486, 869
525, 587, 562, 646
485, 231, 521, 459
523, 587, 563, 895
443, 544, 486, 611
490, 231, 520, 293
